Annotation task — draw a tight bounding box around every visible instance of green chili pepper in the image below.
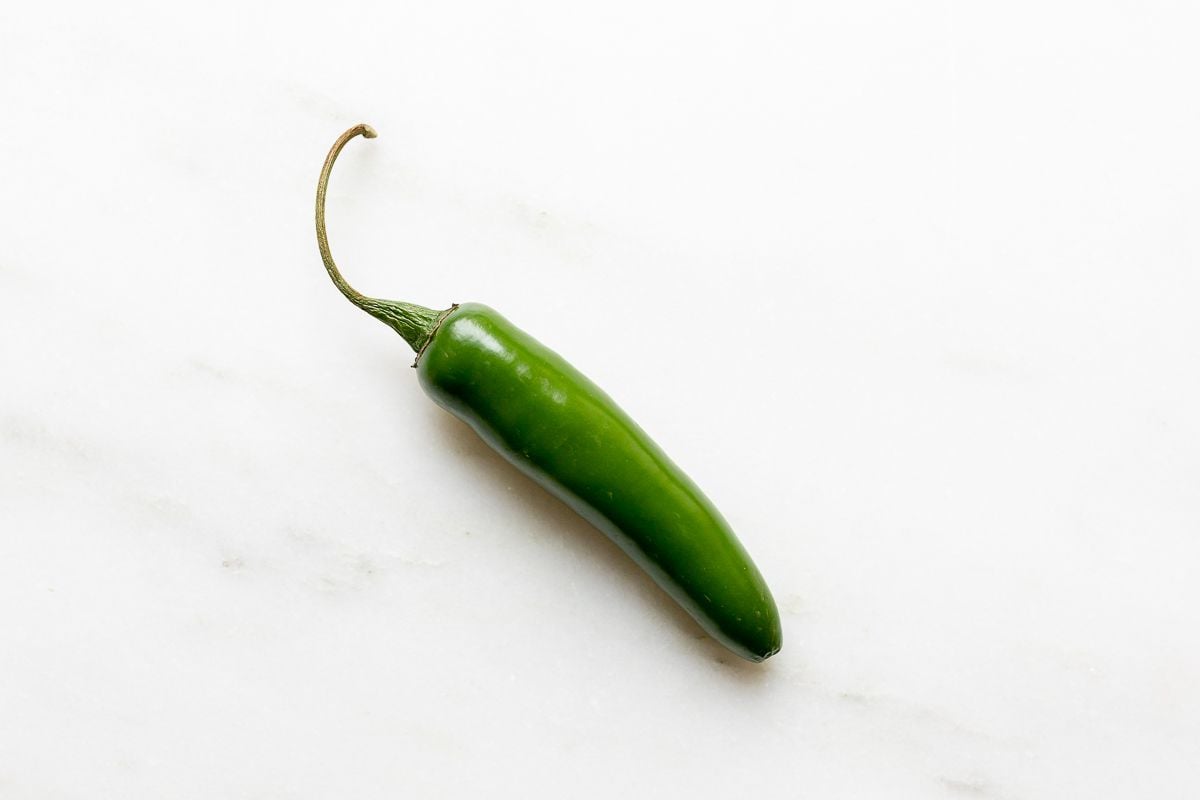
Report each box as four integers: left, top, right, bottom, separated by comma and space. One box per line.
315, 125, 781, 662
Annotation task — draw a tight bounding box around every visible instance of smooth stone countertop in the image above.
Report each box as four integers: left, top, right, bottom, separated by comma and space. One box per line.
2, 2, 1197, 797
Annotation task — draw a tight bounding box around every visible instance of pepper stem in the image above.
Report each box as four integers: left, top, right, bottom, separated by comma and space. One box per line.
315, 124, 446, 353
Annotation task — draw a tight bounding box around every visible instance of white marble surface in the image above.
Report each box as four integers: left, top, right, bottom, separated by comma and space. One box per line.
2, 2, 1198, 797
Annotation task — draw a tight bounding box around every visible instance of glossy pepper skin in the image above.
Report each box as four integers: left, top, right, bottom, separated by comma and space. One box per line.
417, 303, 782, 661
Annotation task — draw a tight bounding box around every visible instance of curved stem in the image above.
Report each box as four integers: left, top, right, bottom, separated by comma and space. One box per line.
316, 124, 377, 306
315, 124, 447, 354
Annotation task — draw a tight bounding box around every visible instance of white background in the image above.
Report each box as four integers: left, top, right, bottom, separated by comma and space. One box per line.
2, 1, 1197, 797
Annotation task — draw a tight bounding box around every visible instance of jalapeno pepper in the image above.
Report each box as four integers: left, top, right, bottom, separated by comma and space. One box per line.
315, 125, 782, 662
